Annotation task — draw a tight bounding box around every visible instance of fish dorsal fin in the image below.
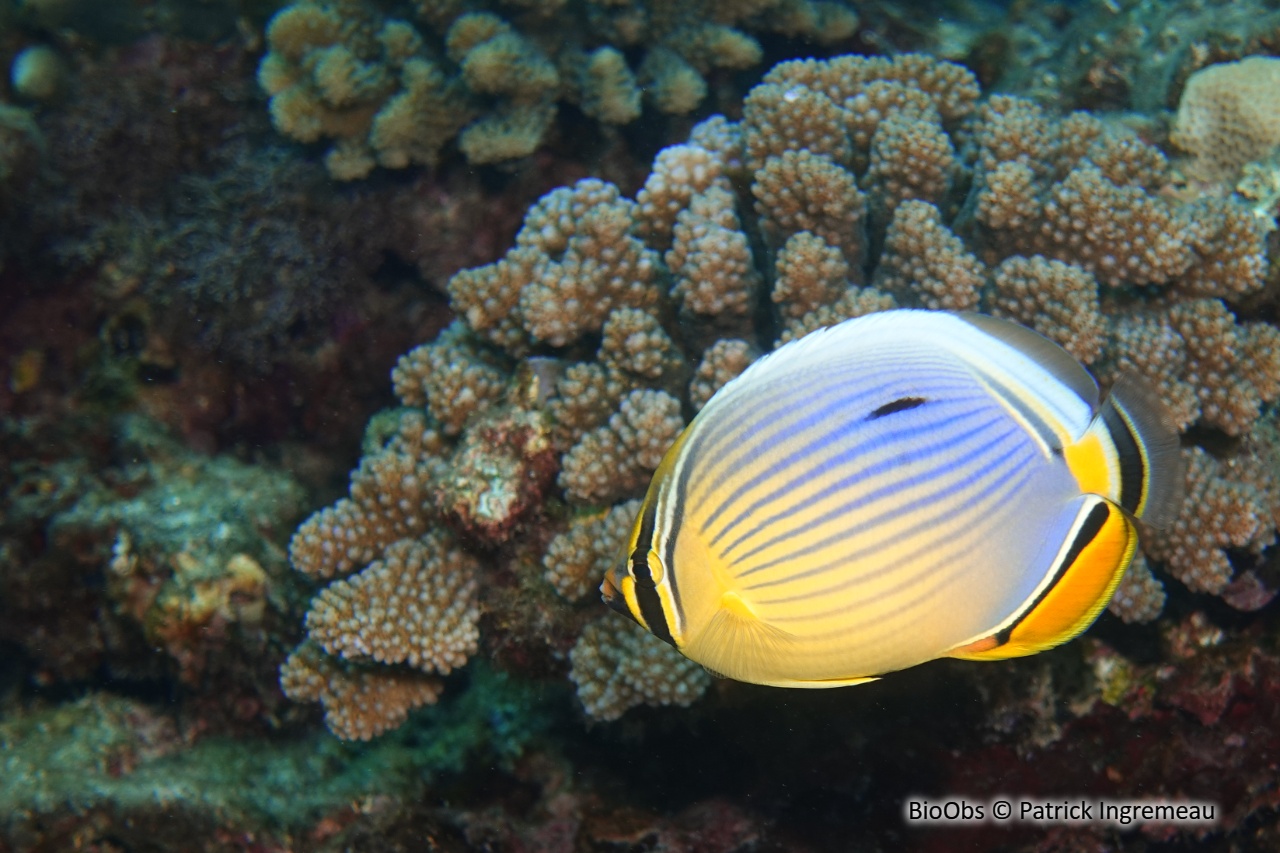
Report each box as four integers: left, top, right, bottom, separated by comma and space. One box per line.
958, 313, 1100, 409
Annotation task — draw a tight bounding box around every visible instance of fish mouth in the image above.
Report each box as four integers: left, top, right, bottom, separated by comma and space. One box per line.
600, 572, 639, 623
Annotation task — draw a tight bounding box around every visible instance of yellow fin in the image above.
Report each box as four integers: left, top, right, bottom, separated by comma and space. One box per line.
756, 674, 881, 689
950, 500, 1137, 661
1063, 428, 1114, 500
690, 592, 799, 685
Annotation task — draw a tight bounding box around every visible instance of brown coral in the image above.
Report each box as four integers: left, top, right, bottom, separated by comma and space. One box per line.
447, 179, 664, 349
559, 389, 685, 505
1142, 447, 1267, 596
752, 150, 866, 267
304, 534, 480, 672
1107, 553, 1166, 625
873, 200, 985, 311
668, 186, 760, 323
1172, 56, 1280, 182
280, 642, 443, 741
289, 410, 447, 580
990, 255, 1104, 364
688, 339, 759, 412
543, 501, 640, 603
391, 321, 509, 435
772, 231, 852, 318
569, 617, 711, 721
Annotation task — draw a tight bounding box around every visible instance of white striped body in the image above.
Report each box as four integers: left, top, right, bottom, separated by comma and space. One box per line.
601, 311, 1181, 688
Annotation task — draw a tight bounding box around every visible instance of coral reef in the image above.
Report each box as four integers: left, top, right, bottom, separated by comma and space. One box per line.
259, 0, 863, 178
1172, 55, 1280, 183
988, 0, 1280, 116
569, 617, 712, 722
284, 48, 1280, 745
1, 413, 307, 710
8, 6, 1280, 848
1, 665, 550, 845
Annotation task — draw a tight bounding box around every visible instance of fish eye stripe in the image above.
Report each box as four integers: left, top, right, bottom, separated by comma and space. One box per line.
867, 397, 928, 419
637, 582, 675, 646
630, 494, 675, 643
630, 500, 659, 585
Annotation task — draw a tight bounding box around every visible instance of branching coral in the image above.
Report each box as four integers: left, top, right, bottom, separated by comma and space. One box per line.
304, 534, 480, 671
290, 409, 448, 580
569, 617, 712, 722
283, 51, 1280, 734
260, 0, 863, 178
543, 500, 640, 603
280, 642, 444, 740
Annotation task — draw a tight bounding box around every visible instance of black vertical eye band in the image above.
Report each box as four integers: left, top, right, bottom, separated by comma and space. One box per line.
630, 500, 674, 646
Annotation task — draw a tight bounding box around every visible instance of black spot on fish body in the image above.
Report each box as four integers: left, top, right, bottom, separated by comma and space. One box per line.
867, 397, 927, 420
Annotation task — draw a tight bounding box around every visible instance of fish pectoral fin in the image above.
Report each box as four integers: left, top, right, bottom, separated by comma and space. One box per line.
693, 592, 798, 684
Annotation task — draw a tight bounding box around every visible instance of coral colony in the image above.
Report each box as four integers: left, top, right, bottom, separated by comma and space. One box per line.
284, 53, 1280, 736
3, 0, 1280, 848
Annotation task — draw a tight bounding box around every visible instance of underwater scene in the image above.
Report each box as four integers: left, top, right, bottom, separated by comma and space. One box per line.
2, 0, 1280, 850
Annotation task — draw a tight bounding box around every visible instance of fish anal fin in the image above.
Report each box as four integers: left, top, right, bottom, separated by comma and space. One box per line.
1005, 501, 1135, 654
759, 675, 881, 689
950, 500, 1137, 662
948, 635, 1006, 661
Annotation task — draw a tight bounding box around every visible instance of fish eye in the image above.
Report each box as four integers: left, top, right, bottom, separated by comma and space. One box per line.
631, 548, 664, 587
646, 551, 665, 585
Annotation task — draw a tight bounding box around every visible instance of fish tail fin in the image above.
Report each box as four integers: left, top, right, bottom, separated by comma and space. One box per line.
1066, 374, 1183, 527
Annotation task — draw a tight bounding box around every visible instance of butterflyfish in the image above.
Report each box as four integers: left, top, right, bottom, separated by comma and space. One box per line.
600, 310, 1182, 688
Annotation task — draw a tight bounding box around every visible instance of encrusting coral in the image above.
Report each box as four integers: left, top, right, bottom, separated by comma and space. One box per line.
1171, 56, 1280, 183
282, 51, 1280, 737
260, 0, 862, 178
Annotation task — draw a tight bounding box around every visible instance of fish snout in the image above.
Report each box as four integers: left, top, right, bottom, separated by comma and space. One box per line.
600, 568, 639, 623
